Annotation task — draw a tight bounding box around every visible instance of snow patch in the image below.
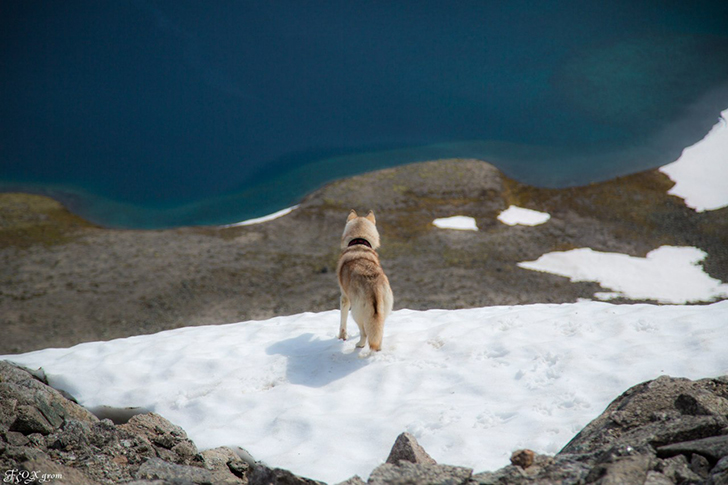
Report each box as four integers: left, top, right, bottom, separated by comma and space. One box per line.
498, 206, 551, 226
432, 215, 478, 231
222, 205, 299, 227
659, 108, 728, 212
518, 246, 728, 304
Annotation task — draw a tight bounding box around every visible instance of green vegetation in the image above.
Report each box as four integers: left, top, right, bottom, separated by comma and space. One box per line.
0, 193, 95, 248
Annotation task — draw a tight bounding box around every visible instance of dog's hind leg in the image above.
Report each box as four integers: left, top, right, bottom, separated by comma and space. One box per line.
339, 293, 350, 340
355, 321, 367, 348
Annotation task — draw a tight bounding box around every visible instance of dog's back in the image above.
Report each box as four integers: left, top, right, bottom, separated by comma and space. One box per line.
338, 246, 393, 349
337, 210, 393, 351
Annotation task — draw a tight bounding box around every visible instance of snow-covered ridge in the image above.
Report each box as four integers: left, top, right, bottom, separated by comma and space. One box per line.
5, 301, 727, 483
660, 108, 728, 212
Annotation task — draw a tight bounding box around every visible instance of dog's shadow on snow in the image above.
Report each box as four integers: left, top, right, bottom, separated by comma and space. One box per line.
266, 333, 370, 388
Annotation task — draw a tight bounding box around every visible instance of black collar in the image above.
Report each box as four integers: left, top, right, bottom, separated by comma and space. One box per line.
348, 238, 372, 248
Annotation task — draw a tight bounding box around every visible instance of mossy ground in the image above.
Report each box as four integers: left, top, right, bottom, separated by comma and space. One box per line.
0, 193, 95, 248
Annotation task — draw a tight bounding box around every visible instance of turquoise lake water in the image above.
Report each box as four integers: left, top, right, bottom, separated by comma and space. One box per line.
1, 1, 727, 228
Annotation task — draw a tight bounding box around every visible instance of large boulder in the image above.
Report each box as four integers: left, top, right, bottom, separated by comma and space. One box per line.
0, 361, 98, 436
474, 375, 728, 484
0, 361, 250, 484
248, 464, 326, 485
560, 375, 728, 457
385, 432, 437, 465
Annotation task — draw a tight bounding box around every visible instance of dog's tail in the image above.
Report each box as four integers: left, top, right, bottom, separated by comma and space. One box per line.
366, 312, 385, 352
367, 284, 392, 352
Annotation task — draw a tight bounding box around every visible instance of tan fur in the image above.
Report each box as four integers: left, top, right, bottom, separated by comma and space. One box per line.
337, 210, 393, 351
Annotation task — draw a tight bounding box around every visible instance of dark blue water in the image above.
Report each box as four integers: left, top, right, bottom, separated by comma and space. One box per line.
2, 1, 728, 228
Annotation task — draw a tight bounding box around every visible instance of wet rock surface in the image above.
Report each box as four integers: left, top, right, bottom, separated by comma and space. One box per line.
2, 159, 727, 355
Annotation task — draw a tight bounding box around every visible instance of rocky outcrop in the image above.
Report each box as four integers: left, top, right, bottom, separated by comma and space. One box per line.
472, 374, 728, 484
2, 360, 728, 484
385, 432, 437, 466
0, 361, 250, 484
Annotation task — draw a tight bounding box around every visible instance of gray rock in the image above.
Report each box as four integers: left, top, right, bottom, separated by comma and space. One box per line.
560, 375, 728, 457
675, 390, 728, 416
471, 375, 728, 484
583, 455, 654, 484
10, 405, 55, 435
471, 454, 590, 485
658, 435, 728, 463
19, 456, 103, 485
124, 480, 172, 485
48, 418, 92, 449
710, 456, 728, 484
335, 475, 367, 485
690, 453, 711, 478
200, 446, 249, 484
0, 362, 251, 484
4, 430, 30, 447
470, 465, 528, 484
650, 415, 728, 449
120, 413, 190, 449
118, 412, 204, 466
658, 454, 705, 484
0, 361, 98, 436
136, 457, 214, 483
369, 461, 472, 485
248, 463, 325, 485
386, 432, 437, 465
644, 470, 675, 485
1, 443, 49, 468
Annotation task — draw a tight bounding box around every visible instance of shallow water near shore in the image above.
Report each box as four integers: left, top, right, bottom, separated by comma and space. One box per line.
2, 2, 728, 228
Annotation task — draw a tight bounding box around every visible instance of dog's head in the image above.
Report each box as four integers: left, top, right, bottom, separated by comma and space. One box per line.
341, 210, 380, 250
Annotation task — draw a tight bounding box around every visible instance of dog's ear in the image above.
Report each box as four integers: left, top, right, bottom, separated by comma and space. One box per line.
365, 210, 376, 224
347, 210, 358, 222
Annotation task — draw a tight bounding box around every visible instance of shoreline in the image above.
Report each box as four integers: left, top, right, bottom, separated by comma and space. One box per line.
2, 158, 727, 355
3, 103, 726, 230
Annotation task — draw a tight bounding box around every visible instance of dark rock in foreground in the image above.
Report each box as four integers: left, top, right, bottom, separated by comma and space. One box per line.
0, 360, 249, 484
474, 374, 728, 485
385, 432, 437, 466
2, 360, 728, 484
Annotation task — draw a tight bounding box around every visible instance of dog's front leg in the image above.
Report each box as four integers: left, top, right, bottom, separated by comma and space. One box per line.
339, 293, 350, 340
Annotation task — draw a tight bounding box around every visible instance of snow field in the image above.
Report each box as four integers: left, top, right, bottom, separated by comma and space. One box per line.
5, 301, 728, 483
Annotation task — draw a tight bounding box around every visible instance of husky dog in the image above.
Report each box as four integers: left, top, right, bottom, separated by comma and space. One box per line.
337, 210, 394, 351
